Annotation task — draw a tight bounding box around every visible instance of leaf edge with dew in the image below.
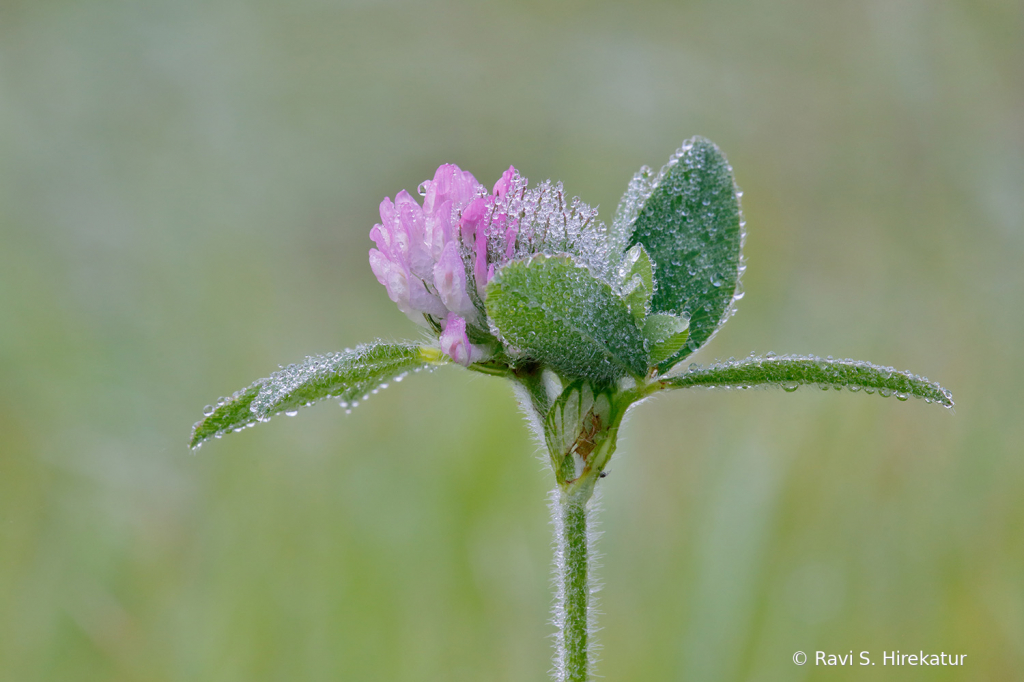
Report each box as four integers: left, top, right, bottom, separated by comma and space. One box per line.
190, 342, 448, 450
656, 354, 954, 408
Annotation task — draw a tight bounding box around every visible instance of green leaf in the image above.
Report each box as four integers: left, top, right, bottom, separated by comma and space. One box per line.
486, 254, 648, 381
618, 244, 654, 321
189, 383, 263, 451
660, 355, 954, 407
644, 313, 690, 366
627, 137, 743, 368
190, 342, 446, 450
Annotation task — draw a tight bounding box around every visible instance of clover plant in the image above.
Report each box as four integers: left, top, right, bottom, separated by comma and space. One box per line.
191, 138, 953, 682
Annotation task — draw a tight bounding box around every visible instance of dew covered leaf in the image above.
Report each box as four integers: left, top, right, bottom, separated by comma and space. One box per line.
486, 254, 648, 381
189, 383, 263, 450
660, 355, 954, 407
627, 137, 743, 369
190, 342, 446, 450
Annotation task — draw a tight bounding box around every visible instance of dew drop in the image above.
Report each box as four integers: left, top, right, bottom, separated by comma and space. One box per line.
285, 410, 298, 417
203, 405, 215, 416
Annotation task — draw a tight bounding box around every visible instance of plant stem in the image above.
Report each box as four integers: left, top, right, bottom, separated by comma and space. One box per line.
555, 487, 594, 682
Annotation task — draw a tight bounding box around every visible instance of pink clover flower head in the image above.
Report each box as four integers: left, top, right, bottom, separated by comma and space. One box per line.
369, 167, 486, 327
368, 163, 523, 352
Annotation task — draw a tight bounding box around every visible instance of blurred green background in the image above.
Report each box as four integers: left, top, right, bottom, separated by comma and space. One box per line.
1, 0, 1021, 680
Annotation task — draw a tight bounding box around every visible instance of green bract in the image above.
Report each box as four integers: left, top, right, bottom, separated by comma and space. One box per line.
486, 255, 649, 381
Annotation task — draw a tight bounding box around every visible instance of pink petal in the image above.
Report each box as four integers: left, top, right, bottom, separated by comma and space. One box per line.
424, 164, 481, 214
474, 211, 490, 297
503, 221, 518, 259
433, 241, 477, 320
425, 199, 453, 261
439, 313, 473, 366
493, 165, 516, 199
406, 277, 448, 321
460, 196, 489, 247
369, 249, 410, 309
394, 190, 433, 280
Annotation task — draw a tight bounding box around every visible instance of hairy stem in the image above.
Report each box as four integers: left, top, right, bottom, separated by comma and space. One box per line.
554, 488, 595, 682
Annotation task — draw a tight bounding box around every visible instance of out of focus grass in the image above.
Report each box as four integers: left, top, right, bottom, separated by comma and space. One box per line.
1, 1, 1021, 680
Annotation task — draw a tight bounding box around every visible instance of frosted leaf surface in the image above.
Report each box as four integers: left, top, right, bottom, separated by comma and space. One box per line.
628, 137, 744, 366
190, 342, 444, 449
485, 254, 648, 382
252, 343, 444, 418
661, 355, 954, 407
